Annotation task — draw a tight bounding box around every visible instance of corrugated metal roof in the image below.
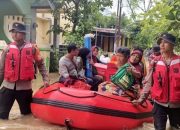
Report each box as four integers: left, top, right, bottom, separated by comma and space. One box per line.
93, 27, 124, 35
94, 27, 115, 33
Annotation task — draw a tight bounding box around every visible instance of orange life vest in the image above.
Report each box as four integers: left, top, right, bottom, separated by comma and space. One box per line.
151, 55, 180, 103
4, 42, 35, 82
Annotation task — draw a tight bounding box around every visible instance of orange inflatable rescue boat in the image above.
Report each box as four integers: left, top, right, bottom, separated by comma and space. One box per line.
31, 82, 153, 130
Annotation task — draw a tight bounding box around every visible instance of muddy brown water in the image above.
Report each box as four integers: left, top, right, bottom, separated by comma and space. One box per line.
0, 73, 170, 130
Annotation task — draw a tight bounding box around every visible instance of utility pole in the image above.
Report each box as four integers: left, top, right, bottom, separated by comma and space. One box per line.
114, 0, 122, 52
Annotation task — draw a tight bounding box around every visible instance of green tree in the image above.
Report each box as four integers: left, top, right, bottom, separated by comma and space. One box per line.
166, 0, 180, 52
124, 0, 155, 49
50, 0, 113, 45
124, 0, 180, 51
126, 0, 154, 21
140, 0, 171, 46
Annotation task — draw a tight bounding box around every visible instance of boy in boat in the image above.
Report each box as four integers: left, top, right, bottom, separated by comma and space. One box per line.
59, 44, 79, 85
58, 44, 91, 89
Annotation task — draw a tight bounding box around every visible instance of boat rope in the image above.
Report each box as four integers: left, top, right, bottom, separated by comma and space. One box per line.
95, 92, 132, 103
40, 82, 148, 107
58, 89, 97, 98
58, 88, 133, 104
41, 82, 133, 103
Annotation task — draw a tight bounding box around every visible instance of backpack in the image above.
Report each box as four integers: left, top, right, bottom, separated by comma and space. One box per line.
111, 63, 135, 91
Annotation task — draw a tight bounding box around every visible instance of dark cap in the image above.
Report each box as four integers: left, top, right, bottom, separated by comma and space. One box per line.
157, 33, 176, 45
9, 22, 26, 33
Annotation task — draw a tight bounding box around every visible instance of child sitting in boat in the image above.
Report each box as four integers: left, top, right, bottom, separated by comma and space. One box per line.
98, 47, 144, 99
128, 48, 144, 88
132, 46, 147, 76
90, 46, 104, 82
76, 47, 103, 91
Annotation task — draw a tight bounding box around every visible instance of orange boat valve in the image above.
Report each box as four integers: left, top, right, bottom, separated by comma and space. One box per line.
64, 118, 73, 130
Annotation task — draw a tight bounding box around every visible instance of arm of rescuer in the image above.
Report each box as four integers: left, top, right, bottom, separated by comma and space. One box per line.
33, 44, 49, 87
0, 47, 8, 86
131, 65, 154, 105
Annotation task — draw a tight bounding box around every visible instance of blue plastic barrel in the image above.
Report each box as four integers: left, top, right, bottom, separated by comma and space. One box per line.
84, 34, 93, 77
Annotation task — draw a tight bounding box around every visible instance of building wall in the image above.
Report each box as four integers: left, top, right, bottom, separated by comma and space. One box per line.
0, 0, 73, 46
109, 37, 114, 52
103, 37, 109, 52
36, 17, 51, 47
39, 49, 50, 73
36, 12, 72, 45
0, 15, 10, 43
0, 40, 7, 57
4, 15, 24, 42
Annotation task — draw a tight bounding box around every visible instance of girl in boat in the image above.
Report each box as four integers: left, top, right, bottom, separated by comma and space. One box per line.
128, 48, 144, 88
90, 46, 104, 82
76, 47, 103, 91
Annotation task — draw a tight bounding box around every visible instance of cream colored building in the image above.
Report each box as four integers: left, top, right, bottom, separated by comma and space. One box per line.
36, 12, 72, 47
0, 0, 73, 72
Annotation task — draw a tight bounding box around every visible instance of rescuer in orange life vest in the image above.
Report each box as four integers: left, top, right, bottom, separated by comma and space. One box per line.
132, 33, 180, 130
0, 22, 49, 119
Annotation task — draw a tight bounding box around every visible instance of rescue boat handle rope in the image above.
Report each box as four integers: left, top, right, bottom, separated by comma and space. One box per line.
58, 89, 132, 103
59, 89, 148, 108
41, 82, 148, 108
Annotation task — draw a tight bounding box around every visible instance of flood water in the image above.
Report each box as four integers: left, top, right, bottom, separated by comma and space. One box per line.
0, 73, 170, 130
